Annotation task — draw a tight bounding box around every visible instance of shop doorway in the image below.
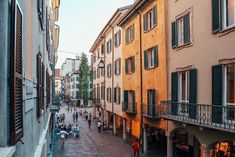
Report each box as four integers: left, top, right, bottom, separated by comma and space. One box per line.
209, 140, 235, 157
171, 128, 200, 157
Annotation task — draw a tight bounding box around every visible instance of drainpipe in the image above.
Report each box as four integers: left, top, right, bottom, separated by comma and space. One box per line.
0, 0, 10, 146
109, 24, 116, 135
138, 12, 144, 153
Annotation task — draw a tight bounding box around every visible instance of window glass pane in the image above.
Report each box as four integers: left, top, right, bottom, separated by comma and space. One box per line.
178, 18, 184, 45
227, 64, 235, 104
227, 0, 235, 26
181, 72, 186, 101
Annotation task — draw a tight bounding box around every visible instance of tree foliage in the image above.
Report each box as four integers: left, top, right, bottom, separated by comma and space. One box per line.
78, 53, 90, 100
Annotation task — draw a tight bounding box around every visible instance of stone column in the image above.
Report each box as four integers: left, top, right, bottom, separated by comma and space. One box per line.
143, 127, 148, 154
113, 114, 117, 135
201, 144, 210, 157
167, 135, 173, 157
123, 119, 127, 141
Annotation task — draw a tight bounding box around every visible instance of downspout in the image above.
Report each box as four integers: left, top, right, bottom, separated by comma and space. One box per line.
138, 12, 144, 153
164, 0, 169, 133
109, 25, 116, 135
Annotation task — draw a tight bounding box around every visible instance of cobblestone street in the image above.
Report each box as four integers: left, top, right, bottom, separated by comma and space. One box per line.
53, 105, 134, 157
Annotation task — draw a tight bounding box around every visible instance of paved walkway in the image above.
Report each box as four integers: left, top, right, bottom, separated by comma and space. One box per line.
53, 105, 134, 157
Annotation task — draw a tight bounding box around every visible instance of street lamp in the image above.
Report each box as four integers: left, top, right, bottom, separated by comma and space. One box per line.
98, 58, 105, 124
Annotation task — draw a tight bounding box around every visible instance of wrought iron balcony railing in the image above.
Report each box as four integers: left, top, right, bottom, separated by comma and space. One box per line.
93, 99, 101, 107
122, 102, 137, 114
160, 101, 235, 133
142, 103, 159, 119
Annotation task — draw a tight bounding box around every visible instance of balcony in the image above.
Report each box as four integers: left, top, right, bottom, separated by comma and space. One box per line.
93, 99, 101, 107
122, 102, 137, 114
160, 101, 235, 133
142, 103, 159, 119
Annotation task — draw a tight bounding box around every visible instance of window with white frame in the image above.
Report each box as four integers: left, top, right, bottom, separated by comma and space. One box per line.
143, 6, 157, 32
225, 63, 235, 121
125, 24, 135, 44
144, 46, 158, 69
222, 0, 235, 28
179, 71, 190, 114
106, 39, 112, 53
114, 30, 121, 47
115, 58, 121, 75
172, 12, 191, 48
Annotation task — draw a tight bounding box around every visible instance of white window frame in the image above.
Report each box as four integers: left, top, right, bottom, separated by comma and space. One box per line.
147, 48, 155, 68
178, 71, 190, 115
223, 63, 235, 123
222, 0, 235, 29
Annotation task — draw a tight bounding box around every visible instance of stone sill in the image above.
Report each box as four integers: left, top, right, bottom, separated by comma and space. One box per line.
0, 146, 16, 157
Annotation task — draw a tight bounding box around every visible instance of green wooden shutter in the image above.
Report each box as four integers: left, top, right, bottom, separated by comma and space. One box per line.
154, 46, 158, 67
131, 25, 135, 41
125, 29, 128, 43
171, 21, 178, 48
144, 51, 148, 69
118, 88, 121, 104
153, 6, 157, 26
152, 90, 156, 116
212, 65, 223, 123
189, 69, 197, 119
114, 88, 117, 103
212, 0, 222, 34
132, 91, 135, 111
171, 72, 178, 115
183, 14, 190, 44
124, 90, 128, 110
119, 30, 121, 45
125, 59, 128, 74
131, 56, 135, 73
144, 14, 147, 32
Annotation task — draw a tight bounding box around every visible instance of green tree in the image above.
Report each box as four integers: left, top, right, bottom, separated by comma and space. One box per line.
78, 53, 90, 105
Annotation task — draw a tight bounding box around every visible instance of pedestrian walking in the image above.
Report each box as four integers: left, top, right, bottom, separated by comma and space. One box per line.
88, 117, 91, 129
73, 113, 76, 122
97, 120, 101, 133
75, 112, 78, 122
133, 139, 140, 157
60, 130, 67, 148
62, 113, 65, 123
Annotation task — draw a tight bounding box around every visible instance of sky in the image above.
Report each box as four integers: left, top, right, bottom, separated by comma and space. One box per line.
56, 0, 134, 68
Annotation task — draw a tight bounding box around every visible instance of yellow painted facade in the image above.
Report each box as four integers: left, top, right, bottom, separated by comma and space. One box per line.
122, 14, 141, 138
121, 0, 167, 138
141, 0, 167, 129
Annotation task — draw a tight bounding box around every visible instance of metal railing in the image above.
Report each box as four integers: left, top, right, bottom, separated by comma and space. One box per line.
160, 101, 235, 132
93, 99, 101, 106
142, 103, 159, 119
122, 102, 137, 114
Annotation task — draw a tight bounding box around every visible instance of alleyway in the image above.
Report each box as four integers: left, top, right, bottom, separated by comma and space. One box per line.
53, 105, 133, 157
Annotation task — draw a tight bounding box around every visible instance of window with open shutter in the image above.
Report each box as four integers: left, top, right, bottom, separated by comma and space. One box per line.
37, 54, 42, 118
46, 70, 51, 107
41, 63, 45, 110
37, 0, 44, 29
10, 2, 24, 145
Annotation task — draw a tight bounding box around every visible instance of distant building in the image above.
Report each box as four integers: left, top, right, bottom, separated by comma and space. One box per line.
55, 68, 61, 95
61, 56, 80, 77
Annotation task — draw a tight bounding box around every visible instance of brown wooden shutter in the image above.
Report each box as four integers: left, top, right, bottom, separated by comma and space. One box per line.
10, 3, 24, 145
37, 54, 42, 118
41, 63, 45, 110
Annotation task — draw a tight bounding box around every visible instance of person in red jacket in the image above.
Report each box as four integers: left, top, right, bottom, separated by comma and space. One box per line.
133, 139, 140, 157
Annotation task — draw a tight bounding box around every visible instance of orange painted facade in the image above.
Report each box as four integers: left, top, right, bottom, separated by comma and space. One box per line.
120, 0, 167, 138
141, 0, 167, 129
121, 14, 141, 138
